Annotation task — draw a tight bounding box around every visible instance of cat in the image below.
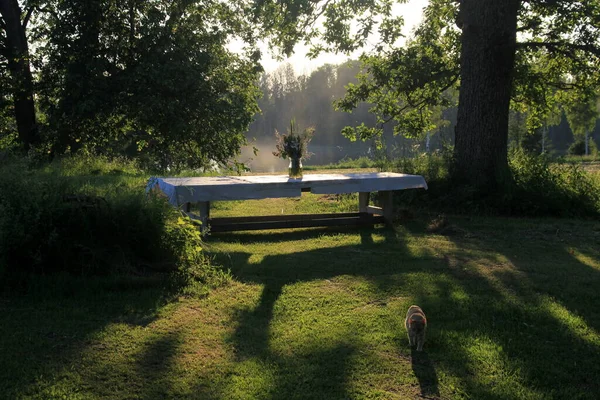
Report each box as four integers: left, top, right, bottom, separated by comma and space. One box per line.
405, 305, 427, 351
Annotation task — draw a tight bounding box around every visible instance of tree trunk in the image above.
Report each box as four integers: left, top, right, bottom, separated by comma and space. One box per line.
541, 125, 546, 154
454, 0, 520, 190
0, 0, 38, 151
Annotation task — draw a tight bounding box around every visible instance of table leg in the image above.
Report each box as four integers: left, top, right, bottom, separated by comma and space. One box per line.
379, 191, 394, 225
359, 192, 370, 213
198, 201, 210, 232
183, 202, 210, 232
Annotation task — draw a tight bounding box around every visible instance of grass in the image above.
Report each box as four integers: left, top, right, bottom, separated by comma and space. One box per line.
563, 155, 600, 163
303, 156, 380, 171
209, 192, 360, 217
2, 186, 600, 399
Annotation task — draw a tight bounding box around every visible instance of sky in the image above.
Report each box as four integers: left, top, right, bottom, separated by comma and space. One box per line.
245, 0, 429, 75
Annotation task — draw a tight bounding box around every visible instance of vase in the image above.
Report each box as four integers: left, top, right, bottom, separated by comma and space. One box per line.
288, 157, 303, 179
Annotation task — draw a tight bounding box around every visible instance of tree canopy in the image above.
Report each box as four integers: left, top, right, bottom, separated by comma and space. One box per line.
2, 0, 600, 178
257, 0, 600, 188
1, 0, 264, 169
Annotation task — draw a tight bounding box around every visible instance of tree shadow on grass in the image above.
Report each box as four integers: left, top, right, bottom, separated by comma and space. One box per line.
135, 333, 182, 399
271, 344, 356, 399
77, 329, 184, 399
225, 280, 358, 399
0, 276, 173, 398
20, 218, 597, 399
399, 217, 600, 398
214, 219, 600, 399
224, 226, 403, 358
233, 281, 283, 358
204, 226, 443, 399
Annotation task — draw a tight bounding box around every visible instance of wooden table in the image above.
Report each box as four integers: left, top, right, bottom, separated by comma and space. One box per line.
149, 173, 427, 232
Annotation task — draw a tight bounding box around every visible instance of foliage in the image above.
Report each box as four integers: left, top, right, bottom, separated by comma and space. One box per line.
563, 154, 600, 163
332, 0, 600, 142
257, 0, 600, 190
506, 150, 600, 217
0, 155, 228, 294
251, 62, 365, 150
568, 137, 599, 156
0, 67, 17, 150
1, 0, 264, 170
393, 151, 453, 183
247, 61, 457, 168
562, 90, 600, 142
391, 150, 600, 218
255, 0, 406, 57
5, 0, 599, 176
272, 119, 314, 160
335, 11, 459, 141
507, 110, 548, 153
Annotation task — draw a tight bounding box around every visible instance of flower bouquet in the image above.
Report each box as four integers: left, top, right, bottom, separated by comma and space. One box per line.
272, 119, 315, 179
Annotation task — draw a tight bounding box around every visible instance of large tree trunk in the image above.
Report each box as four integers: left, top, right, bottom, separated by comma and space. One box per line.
0, 0, 38, 151
454, 0, 520, 190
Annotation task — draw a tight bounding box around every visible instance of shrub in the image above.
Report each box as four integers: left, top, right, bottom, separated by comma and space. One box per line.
0, 155, 228, 294
388, 151, 458, 211
568, 138, 598, 156
388, 150, 600, 218
505, 150, 600, 217
393, 152, 452, 183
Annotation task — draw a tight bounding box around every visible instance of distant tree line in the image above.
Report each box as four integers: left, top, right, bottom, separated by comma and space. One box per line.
246, 60, 462, 164
247, 61, 600, 163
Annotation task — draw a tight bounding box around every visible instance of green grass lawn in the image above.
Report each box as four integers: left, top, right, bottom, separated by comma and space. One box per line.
2, 191, 600, 399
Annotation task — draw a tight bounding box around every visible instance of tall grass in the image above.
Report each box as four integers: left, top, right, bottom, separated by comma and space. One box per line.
506, 151, 600, 216
388, 151, 600, 218
0, 155, 228, 295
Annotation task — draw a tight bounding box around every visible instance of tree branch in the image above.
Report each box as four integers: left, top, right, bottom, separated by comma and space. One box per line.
377, 114, 395, 128
22, 6, 34, 30
516, 19, 541, 33
301, 0, 333, 29
0, 28, 7, 56
380, 71, 460, 126
35, 5, 60, 22
547, 81, 584, 90
517, 41, 600, 58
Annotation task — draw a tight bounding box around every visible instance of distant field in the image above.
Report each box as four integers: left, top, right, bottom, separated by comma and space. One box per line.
582, 161, 600, 174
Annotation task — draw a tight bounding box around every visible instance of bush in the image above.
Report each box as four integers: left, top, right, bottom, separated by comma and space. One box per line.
0, 155, 228, 294
392, 151, 452, 183
389, 150, 600, 218
568, 138, 598, 156
505, 150, 600, 217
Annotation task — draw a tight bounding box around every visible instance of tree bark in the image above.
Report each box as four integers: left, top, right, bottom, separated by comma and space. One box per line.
454, 0, 520, 190
0, 0, 38, 151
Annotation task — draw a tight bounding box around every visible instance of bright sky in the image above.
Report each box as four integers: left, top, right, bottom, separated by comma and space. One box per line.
243, 0, 429, 75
